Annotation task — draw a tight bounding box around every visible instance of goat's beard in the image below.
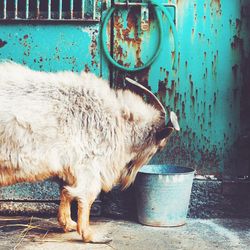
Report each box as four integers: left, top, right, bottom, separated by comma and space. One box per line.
120, 146, 157, 190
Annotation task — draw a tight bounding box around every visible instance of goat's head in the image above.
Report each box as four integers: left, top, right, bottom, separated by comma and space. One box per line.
120, 78, 180, 190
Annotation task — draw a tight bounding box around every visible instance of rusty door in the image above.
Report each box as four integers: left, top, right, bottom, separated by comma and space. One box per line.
107, 0, 250, 178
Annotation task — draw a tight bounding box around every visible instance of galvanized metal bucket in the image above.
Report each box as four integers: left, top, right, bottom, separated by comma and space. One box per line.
135, 165, 194, 227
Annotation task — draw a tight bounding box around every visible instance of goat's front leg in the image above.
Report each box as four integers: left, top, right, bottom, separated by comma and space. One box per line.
77, 196, 111, 243
58, 188, 77, 232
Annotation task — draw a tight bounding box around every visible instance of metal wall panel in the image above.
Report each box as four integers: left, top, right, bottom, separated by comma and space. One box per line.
111, 0, 250, 178
0, 0, 249, 204
0, 24, 101, 73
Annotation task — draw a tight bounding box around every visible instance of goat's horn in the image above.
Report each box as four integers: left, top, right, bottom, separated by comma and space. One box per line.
169, 111, 180, 131
125, 77, 166, 118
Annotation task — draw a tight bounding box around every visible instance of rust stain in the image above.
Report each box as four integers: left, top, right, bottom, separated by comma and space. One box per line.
232, 64, 239, 79
213, 92, 217, 105
174, 93, 179, 110
171, 51, 175, 61
168, 80, 175, 99
114, 14, 123, 40
204, 67, 208, 79
84, 64, 90, 73
235, 18, 242, 31
231, 35, 244, 51
209, 104, 212, 118
211, 0, 221, 6
23, 34, 29, 39
204, 52, 207, 59
125, 9, 143, 67
113, 43, 127, 59
181, 101, 186, 118
189, 81, 194, 96
0, 39, 7, 48
90, 30, 98, 67
212, 54, 217, 76
113, 8, 145, 68
158, 80, 167, 106
156, 70, 170, 108
191, 28, 195, 37
210, 0, 222, 16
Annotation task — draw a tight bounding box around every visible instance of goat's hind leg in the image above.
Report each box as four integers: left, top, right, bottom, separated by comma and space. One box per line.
58, 188, 77, 232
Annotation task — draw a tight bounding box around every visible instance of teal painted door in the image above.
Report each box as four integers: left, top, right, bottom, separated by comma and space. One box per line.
110, 0, 250, 178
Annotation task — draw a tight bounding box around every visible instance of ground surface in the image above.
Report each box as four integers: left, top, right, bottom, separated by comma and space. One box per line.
0, 216, 249, 250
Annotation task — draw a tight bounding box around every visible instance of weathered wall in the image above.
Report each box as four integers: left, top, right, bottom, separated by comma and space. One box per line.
112, 0, 250, 177
0, 0, 249, 217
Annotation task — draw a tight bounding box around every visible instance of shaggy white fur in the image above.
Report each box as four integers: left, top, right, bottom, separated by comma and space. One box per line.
0, 62, 163, 191
0, 62, 176, 243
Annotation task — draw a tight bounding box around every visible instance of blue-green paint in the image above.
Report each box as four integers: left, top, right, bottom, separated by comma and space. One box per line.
0, 24, 101, 74
112, 0, 250, 177
0, 0, 249, 180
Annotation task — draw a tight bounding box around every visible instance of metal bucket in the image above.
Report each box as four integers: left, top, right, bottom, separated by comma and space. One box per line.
135, 165, 194, 227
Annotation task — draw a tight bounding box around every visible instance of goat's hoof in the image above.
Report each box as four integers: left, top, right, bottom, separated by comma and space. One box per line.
83, 234, 112, 244
91, 235, 112, 244
63, 220, 77, 232
59, 217, 77, 232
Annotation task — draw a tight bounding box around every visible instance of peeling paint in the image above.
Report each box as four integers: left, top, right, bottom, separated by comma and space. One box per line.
0, 39, 7, 48
111, 0, 250, 177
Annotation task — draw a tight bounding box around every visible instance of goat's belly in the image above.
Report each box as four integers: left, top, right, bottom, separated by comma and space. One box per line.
0, 163, 57, 187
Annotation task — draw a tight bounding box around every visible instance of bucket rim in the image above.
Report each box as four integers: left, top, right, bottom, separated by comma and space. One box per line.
138, 164, 195, 175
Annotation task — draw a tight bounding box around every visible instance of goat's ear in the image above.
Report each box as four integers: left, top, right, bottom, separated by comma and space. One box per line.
156, 111, 180, 141
155, 127, 175, 141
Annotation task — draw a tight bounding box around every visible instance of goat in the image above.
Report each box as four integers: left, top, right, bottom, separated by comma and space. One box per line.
0, 62, 179, 243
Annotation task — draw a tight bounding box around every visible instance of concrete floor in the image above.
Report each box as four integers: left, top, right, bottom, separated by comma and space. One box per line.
0, 216, 249, 250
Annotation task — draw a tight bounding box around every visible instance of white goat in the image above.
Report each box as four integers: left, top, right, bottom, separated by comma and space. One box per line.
0, 62, 179, 243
